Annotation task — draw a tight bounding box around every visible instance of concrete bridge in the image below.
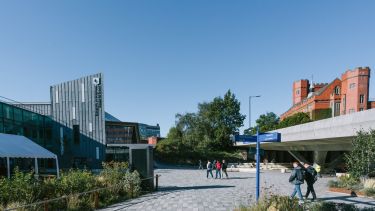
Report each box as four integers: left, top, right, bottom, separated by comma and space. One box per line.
237, 108, 375, 165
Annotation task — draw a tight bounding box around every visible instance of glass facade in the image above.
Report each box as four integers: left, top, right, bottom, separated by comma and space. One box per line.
0, 101, 105, 169
106, 124, 136, 144
0, 102, 52, 148
138, 123, 160, 140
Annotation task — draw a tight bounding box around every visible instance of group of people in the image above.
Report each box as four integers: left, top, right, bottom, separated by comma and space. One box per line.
289, 162, 319, 201
199, 159, 229, 179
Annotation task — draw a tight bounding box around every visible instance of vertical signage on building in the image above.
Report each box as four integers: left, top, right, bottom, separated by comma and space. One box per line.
93, 77, 102, 116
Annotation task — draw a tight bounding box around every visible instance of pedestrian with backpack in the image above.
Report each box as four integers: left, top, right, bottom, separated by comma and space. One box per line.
206, 160, 214, 178
304, 163, 317, 201
289, 162, 304, 201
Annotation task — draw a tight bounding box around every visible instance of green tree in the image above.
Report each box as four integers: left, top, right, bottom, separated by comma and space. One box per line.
156, 90, 245, 154
278, 112, 311, 129
244, 112, 279, 135
345, 129, 375, 179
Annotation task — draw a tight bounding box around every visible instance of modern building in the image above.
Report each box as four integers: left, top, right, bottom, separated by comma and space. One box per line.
0, 73, 160, 179
281, 67, 375, 120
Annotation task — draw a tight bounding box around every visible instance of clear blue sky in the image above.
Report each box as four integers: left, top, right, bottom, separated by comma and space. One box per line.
1, 1, 375, 136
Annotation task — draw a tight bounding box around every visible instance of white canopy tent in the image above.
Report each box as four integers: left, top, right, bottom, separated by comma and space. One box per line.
0, 133, 59, 178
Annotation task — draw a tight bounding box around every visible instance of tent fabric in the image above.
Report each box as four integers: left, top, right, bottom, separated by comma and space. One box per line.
0, 133, 57, 159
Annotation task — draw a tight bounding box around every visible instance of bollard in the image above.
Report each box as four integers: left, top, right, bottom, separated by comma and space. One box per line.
155, 174, 159, 191
94, 191, 99, 208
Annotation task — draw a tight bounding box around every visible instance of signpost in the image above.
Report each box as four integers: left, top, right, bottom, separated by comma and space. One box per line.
231, 128, 281, 202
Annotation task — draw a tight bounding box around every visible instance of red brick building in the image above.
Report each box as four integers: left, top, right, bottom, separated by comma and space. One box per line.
281, 67, 374, 120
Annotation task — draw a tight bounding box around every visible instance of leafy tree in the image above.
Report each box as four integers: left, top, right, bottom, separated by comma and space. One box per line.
345, 129, 375, 179
244, 112, 279, 135
156, 90, 245, 158
278, 112, 311, 129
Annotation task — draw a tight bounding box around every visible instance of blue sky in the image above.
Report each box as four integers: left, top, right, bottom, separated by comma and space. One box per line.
1, 1, 375, 136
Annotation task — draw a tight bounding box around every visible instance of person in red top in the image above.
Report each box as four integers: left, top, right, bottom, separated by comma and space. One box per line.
215, 161, 222, 179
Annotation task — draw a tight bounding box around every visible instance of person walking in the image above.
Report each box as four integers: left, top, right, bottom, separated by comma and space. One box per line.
198, 160, 203, 169
289, 162, 304, 201
222, 160, 228, 179
304, 163, 317, 201
215, 160, 222, 179
206, 160, 213, 178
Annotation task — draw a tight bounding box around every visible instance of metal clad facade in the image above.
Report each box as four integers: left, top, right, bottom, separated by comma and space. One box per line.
50, 73, 105, 168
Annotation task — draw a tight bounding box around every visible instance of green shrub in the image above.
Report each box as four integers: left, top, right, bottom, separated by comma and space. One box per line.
364, 188, 375, 197
0, 162, 142, 210
328, 180, 339, 188
328, 176, 361, 190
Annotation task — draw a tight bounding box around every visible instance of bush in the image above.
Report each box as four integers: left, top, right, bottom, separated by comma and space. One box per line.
364, 188, 375, 197
0, 162, 142, 210
235, 195, 303, 211
328, 176, 361, 190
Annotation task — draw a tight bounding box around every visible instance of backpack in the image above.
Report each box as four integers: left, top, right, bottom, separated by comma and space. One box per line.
312, 168, 318, 182
208, 163, 212, 169
297, 169, 304, 182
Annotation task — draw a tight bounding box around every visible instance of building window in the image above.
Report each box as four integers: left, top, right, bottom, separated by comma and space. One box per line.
55, 90, 59, 103
334, 103, 341, 116
73, 125, 80, 144
334, 86, 340, 95
72, 107, 76, 119
81, 83, 85, 103
360, 95, 364, 104
359, 108, 364, 111
349, 83, 356, 89
89, 122, 93, 132
296, 89, 300, 95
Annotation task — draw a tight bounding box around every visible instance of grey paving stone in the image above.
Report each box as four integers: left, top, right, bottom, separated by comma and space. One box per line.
99, 168, 375, 211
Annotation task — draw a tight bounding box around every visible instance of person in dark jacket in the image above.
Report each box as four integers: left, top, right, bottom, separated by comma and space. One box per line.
289, 162, 304, 201
304, 163, 317, 201
221, 160, 228, 179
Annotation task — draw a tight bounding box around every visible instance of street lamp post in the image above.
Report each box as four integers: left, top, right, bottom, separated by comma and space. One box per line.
249, 95, 261, 129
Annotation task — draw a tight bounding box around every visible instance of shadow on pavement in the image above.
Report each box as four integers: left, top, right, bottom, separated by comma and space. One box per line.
160, 185, 235, 191
227, 177, 254, 180
320, 195, 375, 207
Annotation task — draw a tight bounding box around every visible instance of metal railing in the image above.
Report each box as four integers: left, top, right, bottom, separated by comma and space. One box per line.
4, 175, 161, 211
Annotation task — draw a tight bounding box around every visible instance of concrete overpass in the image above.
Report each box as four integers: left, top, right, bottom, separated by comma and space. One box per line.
236, 108, 375, 165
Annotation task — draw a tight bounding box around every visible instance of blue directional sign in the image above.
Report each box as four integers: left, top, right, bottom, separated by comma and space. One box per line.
258, 132, 281, 142
232, 132, 280, 143
231, 130, 281, 202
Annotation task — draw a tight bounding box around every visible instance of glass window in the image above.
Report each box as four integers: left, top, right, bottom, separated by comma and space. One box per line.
0, 103, 3, 118
334, 86, 340, 95
3, 119, 14, 134
360, 95, 364, 104
73, 125, 80, 144
0, 119, 3, 133
23, 110, 32, 122
3, 104, 13, 119
13, 108, 23, 122
349, 83, 356, 89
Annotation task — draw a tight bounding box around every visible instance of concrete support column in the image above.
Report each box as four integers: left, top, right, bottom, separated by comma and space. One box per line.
313, 151, 328, 166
